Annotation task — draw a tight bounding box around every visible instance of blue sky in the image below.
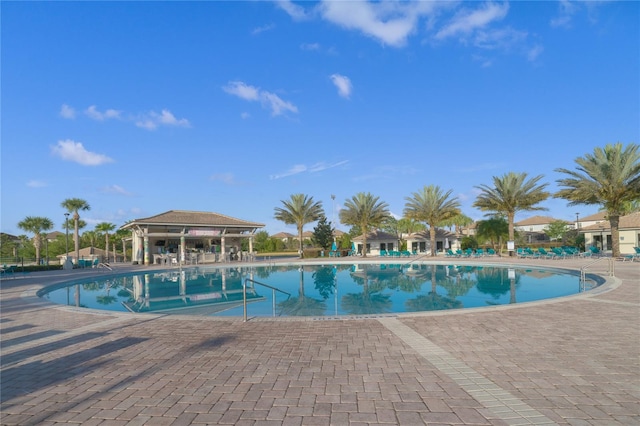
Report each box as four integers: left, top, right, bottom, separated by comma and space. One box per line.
2, 1, 638, 237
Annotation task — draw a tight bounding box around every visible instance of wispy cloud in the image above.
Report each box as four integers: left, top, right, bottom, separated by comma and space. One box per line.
101, 184, 132, 195
210, 173, 240, 185
135, 109, 191, 130
223, 81, 298, 116
85, 105, 122, 121
300, 42, 321, 51
59, 104, 76, 119
330, 74, 353, 99
435, 2, 510, 41
61, 103, 190, 131
252, 23, 276, 35
26, 179, 48, 188
270, 160, 348, 180
275, 0, 310, 21
454, 162, 506, 173
550, 0, 578, 28
51, 139, 114, 166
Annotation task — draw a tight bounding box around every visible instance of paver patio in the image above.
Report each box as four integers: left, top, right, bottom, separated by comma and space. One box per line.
1, 257, 638, 425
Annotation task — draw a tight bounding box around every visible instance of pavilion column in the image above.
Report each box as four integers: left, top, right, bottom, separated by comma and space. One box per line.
180, 235, 185, 264
249, 236, 253, 255
221, 236, 226, 262
144, 232, 150, 266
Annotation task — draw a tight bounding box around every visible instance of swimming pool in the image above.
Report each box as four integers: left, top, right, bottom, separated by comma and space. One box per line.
39, 262, 593, 318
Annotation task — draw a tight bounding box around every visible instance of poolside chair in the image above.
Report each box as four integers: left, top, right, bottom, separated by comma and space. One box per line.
473, 248, 485, 257
379, 250, 388, 257
589, 246, 601, 257
1, 265, 16, 279
538, 248, 556, 259
551, 247, 568, 259
486, 248, 497, 256
445, 249, 459, 258
525, 248, 541, 258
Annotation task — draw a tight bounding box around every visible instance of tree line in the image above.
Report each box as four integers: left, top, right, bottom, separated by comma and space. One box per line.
7, 143, 640, 263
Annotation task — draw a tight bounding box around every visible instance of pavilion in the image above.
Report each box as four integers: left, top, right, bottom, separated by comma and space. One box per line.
120, 210, 264, 266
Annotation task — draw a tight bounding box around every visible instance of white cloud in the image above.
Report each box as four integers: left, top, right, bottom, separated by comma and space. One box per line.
550, 0, 578, 28
135, 109, 190, 130
101, 184, 132, 195
317, 0, 437, 47
252, 23, 276, 35
51, 139, 114, 166
275, 0, 310, 21
223, 81, 298, 116
435, 2, 509, 41
330, 74, 353, 99
240, 112, 251, 119
527, 44, 544, 62
59, 104, 76, 119
26, 179, 48, 188
270, 160, 348, 179
300, 42, 321, 51
223, 81, 260, 101
85, 105, 122, 121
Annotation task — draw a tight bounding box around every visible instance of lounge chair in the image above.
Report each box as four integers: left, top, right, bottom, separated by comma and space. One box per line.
538, 248, 556, 259
486, 248, 497, 256
525, 248, 541, 258
473, 248, 485, 257
551, 247, 568, 259
589, 246, 601, 257
445, 249, 459, 258
379, 250, 388, 257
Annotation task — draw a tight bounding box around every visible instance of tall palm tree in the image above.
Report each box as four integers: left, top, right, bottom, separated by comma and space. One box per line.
61, 198, 90, 262
339, 192, 390, 258
82, 230, 100, 248
404, 185, 461, 257
95, 222, 116, 263
274, 194, 323, 258
17, 216, 53, 264
473, 172, 550, 254
439, 212, 474, 238
555, 143, 640, 258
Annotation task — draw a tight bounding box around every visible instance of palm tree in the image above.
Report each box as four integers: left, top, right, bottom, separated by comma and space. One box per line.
404, 185, 461, 257
95, 222, 116, 263
339, 192, 390, 258
439, 212, 474, 238
555, 143, 640, 258
17, 216, 54, 264
274, 194, 323, 258
61, 198, 91, 263
82, 230, 100, 248
473, 172, 550, 255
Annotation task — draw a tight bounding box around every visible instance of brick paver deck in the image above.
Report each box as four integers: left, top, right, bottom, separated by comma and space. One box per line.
1, 257, 638, 425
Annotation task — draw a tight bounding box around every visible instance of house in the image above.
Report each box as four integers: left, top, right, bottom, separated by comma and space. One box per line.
405, 229, 458, 254
579, 211, 640, 255
352, 231, 398, 256
575, 211, 607, 230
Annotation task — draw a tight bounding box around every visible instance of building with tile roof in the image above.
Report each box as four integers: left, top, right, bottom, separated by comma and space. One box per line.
121, 210, 264, 265
578, 211, 640, 255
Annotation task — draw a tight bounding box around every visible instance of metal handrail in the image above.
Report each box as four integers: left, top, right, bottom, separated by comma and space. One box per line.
580, 256, 614, 286
243, 278, 291, 322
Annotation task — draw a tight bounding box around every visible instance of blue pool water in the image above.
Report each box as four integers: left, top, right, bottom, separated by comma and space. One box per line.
40, 263, 588, 318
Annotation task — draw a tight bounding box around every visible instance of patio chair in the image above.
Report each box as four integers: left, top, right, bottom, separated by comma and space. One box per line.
538, 248, 556, 259
551, 247, 568, 259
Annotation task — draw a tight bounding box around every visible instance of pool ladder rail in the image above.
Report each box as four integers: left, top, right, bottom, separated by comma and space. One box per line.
243, 278, 291, 322
579, 257, 614, 291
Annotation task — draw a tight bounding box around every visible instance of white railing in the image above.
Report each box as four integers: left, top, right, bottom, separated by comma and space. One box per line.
580, 257, 614, 290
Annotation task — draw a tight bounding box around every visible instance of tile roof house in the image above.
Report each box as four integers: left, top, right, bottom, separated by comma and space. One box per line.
121, 210, 264, 265
579, 211, 640, 255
